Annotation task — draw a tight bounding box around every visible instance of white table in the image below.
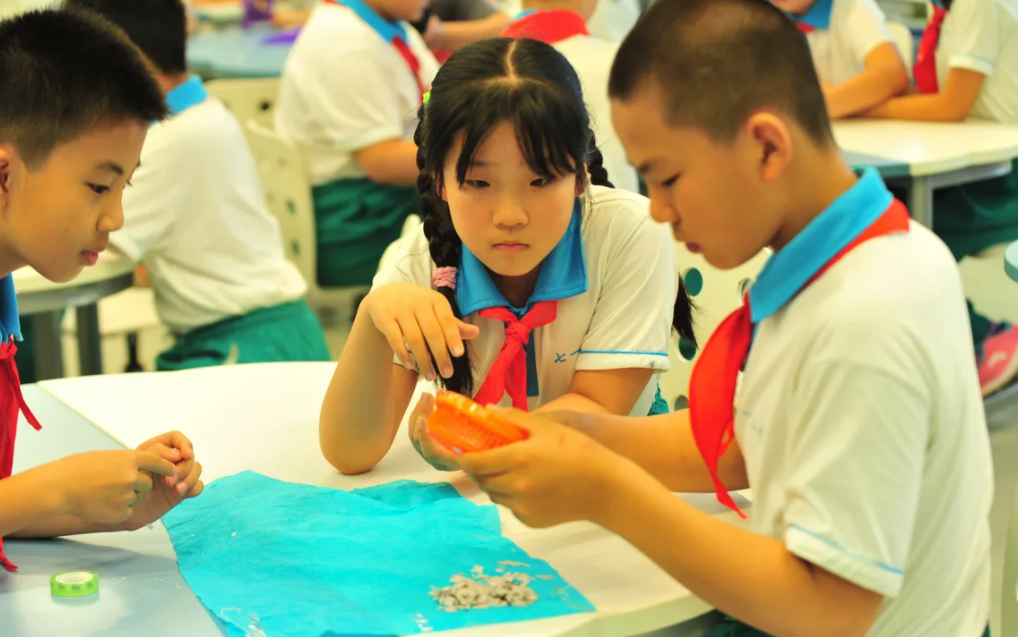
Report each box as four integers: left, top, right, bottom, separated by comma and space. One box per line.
13, 257, 136, 380
3, 363, 750, 637
833, 119, 1018, 228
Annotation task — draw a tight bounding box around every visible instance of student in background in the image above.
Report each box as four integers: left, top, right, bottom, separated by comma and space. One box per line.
865, 0, 1018, 396
426, 2, 993, 637
500, 0, 640, 193
275, 0, 438, 289
777, 0, 909, 118
320, 38, 693, 476
0, 9, 203, 572
67, 0, 329, 371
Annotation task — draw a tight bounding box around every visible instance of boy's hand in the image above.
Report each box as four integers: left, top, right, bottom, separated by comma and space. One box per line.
123, 431, 205, 531
438, 408, 633, 528
44, 449, 177, 525
407, 393, 460, 471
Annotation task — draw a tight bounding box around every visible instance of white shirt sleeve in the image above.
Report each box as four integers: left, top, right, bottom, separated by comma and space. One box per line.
575, 214, 676, 373
944, 0, 999, 77
780, 316, 930, 597
406, 28, 439, 89
842, 0, 894, 67
109, 125, 186, 262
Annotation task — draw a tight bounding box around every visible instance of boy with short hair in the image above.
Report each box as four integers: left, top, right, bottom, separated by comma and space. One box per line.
865, 0, 1018, 396
275, 0, 438, 288
778, 0, 910, 118
0, 9, 203, 571
500, 0, 640, 193
65, 0, 330, 371
422, 1, 993, 635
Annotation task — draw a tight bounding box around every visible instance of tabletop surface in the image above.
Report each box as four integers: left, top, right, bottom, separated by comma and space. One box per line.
2, 364, 748, 637
833, 119, 1018, 177
187, 27, 294, 78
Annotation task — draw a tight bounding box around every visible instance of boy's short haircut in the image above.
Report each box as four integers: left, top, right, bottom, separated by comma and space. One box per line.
0, 9, 167, 168
609, 0, 833, 146
64, 0, 187, 75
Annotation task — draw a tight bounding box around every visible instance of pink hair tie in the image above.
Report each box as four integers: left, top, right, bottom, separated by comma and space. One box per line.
432, 266, 458, 290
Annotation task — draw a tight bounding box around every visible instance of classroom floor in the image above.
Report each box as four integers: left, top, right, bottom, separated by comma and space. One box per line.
52, 247, 1018, 636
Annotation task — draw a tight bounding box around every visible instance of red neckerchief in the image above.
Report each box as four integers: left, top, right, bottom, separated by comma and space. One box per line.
500, 10, 589, 44
687, 200, 911, 517
0, 338, 43, 572
915, 6, 948, 94
473, 301, 557, 410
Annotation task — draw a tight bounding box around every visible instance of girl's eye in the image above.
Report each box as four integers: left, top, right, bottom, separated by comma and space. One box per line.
88, 184, 110, 195
531, 176, 557, 187
465, 180, 489, 189
661, 174, 680, 188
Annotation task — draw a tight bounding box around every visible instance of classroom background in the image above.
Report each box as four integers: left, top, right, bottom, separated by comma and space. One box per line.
2, 0, 1018, 636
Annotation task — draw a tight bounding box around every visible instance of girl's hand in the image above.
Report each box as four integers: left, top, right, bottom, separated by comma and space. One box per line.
363, 283, 479, 381
407, 393, 461, 471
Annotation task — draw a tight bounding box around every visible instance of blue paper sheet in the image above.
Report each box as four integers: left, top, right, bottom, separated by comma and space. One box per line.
163, 472, 594, 636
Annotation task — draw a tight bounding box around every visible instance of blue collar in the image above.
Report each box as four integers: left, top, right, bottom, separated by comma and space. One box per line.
0, 275, 22, 343
457, 199, 587, 316
748, 168, 894, 323
930, 0, 945, 8
789, 0, 833, 30
515, 9, 538, 19
166, 76, 208, 116
334, 0, 407, 42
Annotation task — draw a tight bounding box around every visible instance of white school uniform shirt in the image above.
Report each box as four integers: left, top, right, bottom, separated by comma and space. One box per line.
935, 0, 1018, 124
373, 186, 676, 415
110, 77, 307, 333
274, 0, 439, 186
552, 36, 638, 194
736, 169, 992, 637
793, 0, 895, 86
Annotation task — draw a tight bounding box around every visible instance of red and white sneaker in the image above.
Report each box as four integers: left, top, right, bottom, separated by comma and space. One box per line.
978, 324, 1018, 397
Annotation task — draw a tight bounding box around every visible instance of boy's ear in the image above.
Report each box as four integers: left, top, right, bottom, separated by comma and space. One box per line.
743, 112, 793, 183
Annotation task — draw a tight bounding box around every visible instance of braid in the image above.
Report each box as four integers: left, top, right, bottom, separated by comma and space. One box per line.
585, 131, 614, 188
673, 278, 696, 346
414, 109, 475, 396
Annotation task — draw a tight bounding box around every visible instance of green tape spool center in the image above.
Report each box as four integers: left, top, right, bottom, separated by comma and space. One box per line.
51, 571, 99, 598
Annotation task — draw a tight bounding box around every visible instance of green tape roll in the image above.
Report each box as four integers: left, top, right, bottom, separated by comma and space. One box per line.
51, 571, 99, 598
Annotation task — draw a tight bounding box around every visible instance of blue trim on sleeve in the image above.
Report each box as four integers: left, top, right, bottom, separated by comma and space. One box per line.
791, 524, 904, 575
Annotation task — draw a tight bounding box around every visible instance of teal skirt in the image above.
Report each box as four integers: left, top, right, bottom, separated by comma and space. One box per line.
934, 158, 1018, 260
311, 178, 419, 288
157, 300, 330, 371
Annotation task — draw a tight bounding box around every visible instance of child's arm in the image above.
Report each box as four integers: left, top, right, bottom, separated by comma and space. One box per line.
353, 140, 421, 187
863, 67, 987, 121
454, 411, 887, 637
5, 431, 203, 538
824, 42, 909, 119
320, 283, 480, 474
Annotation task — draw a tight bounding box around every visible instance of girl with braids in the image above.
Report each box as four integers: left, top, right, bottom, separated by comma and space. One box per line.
319, 37, 694, 474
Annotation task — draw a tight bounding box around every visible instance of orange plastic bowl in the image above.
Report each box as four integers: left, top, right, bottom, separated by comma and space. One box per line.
426, 393, 528, 454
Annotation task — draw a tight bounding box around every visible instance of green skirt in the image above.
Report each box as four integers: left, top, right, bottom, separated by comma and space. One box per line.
311, 177, 419, 288
934, 159, 1018, 260
156, 300, 330, 371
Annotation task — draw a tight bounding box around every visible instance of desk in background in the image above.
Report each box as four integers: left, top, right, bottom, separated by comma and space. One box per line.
14, 258, 135, 380
187, 27, 295, 79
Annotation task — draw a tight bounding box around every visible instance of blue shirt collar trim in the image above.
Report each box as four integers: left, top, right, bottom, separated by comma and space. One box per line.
0, 275, 22, 343
457, 199, 587, 316
748, 168, 893, 323
789, 0, 834, 30
336, 0, 407, 42
166, 76, 209, 116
